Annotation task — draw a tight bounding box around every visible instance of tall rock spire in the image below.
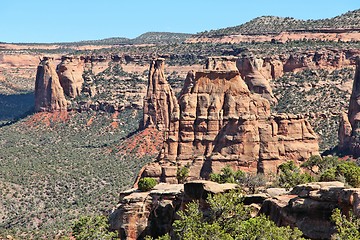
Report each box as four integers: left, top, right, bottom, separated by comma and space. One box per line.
34, 57, 67, 112
142, 58, 179, 130
338, 57, 360, 156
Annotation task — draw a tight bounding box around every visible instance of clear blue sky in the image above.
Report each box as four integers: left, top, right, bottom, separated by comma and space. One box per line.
0, 0, 359, 43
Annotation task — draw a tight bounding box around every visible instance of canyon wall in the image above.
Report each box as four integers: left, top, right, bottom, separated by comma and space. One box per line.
32, 48, 360, 114
140, 58, 319, 183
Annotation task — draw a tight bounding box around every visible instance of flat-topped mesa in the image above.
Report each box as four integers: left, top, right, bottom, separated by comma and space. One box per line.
140, 63, 319, 183
339, 57, 360, 156
34, 57, 67, 112
142, 58, 179, 131
57, 56, 85, 98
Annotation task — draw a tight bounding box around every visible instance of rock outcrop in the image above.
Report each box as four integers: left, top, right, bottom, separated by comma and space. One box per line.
34, 57, 67, 112
261, 181, 360, 239
205, 56, 238, 71
57, 56, 84, 98
142, 58, 180, 130
338, 57, 360, 156
109, 181, 238, 240
140, 59, 319, 183
111, 181, 360, 240
236, 56, 277, 103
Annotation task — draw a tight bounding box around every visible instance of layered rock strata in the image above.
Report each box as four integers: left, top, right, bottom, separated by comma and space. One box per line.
142, 58, 179, 130
236, 56, 277, 103
111, 181, 360, 240
338, 58, 360, 156
34, 57, 67, 112
140, 59, 319, 183
261, 181, 360, 239
57, 56, 85, 98
109, 181, 238, 240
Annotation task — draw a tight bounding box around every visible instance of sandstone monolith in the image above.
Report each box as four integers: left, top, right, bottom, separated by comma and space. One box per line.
35, 57, 67, 112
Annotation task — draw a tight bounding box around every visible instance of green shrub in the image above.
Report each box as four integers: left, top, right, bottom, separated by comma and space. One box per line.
335, 162, 360, 187
209, 166, 265, 193
320, 167, 337, 182
173, 190, 305, 240
209, 165, 245, 184
71, 215, 118, 240
138, 177, 157, 191
319, 161, 360, 187
176, 165, 189, 184
301, 155, 339, 174
277, 161, 314, 189
331, 208, 360, 240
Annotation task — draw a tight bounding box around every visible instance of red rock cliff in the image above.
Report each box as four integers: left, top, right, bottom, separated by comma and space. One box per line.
34, 57, 67, 112
57, 56, 84, 98
140, 60, 319, 183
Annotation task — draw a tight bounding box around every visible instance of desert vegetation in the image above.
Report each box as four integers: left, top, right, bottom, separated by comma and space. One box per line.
1, 8, 360, 239
0, 109, 158, 238
198, 9, 360, 37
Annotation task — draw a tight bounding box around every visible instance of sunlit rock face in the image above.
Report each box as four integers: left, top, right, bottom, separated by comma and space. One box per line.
139, 58, 319, 183
142, 58, 179, 131
34, 57, 67, 112
57, 56, 85, 98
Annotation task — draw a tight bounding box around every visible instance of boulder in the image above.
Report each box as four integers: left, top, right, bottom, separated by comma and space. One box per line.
184, 180, 238, 199
109, 183, 183, 240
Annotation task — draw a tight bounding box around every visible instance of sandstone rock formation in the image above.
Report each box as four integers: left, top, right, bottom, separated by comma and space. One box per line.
236, 56, 277, 103
83, 55, 109, 75
338, 57, 360, 156
261, 181, 360, 239
110, 184, 184, 240
111, 181, 360, 240
205, 56, 238, 71
140, 59, 319, 183
109, 181, 238, 240
57, 56, 84, 98
34, 57, 67, 112
142, 58, 180, 130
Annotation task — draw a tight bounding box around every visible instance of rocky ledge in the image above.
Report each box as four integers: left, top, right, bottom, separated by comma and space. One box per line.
110, 181, 360, 240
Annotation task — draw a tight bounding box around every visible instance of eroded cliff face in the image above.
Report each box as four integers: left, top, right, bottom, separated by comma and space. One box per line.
140, 59, 319, 183
338, 57, 360, 156
109, 181, 238, 240
110, 181, 360, 240
142, 58, 180, 130
34, 57, 67, 112
57, 56, 85, 98
261, 181, 360, 239
236, 56, 277, 103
